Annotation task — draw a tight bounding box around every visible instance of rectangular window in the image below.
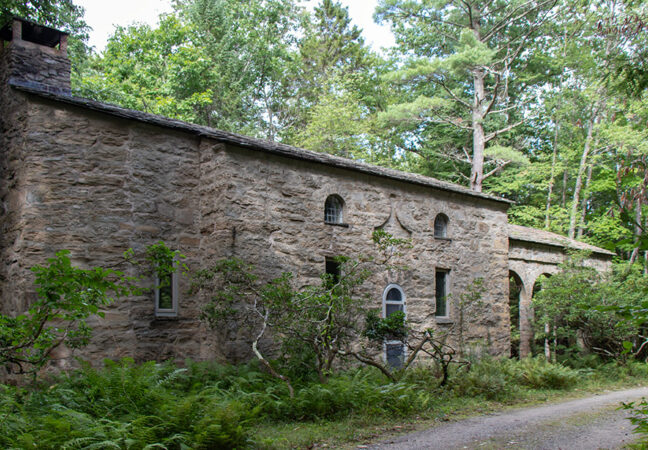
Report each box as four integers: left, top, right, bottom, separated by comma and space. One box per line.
435, 270, 448, 317
325, 258, 341, 286
155, 263, 179, 318
386, 342, 405, 368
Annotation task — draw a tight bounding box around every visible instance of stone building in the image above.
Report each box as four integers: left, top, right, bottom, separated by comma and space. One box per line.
0, 19, 613, 367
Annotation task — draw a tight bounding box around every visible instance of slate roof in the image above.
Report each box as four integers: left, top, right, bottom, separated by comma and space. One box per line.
11, 80, 512, 206
509, 224, 615, 257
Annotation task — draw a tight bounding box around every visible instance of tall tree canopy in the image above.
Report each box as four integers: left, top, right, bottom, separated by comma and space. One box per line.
376, 0, 557, 191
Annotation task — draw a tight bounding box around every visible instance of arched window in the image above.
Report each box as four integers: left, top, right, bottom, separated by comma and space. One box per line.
324, 195, 344, 224
383, 284, 406, 368
383, 284, 406, 317
434, 213, 448, 238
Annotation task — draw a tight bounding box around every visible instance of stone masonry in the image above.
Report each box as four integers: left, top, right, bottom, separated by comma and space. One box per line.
0, 19, 613, 368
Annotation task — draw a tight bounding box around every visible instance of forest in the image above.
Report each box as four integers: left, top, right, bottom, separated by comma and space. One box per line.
5, 0, 648, 262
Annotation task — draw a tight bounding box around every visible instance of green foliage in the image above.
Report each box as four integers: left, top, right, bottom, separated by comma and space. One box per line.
517, 357, 579, 390
363, 309, 406, 342
452, 357, 580, 400
195, 254, 373, 384
0, 251, 130, 374
532, 254, 647, 359
0, 242, 185, 376
1, 356, 643, 447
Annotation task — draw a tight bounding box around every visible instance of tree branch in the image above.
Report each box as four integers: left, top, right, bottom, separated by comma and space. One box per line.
485, 119, 525, 142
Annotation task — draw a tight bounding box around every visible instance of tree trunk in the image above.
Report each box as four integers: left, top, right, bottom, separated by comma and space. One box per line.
568, 115, 596, 239
544, 322, 551, 360
561, 169, 568, 207
471, 70, 486, 192
545, 120, 559, 229
576, 165, 593, 239
629, 197, 643, 265
546, 30, 568, 229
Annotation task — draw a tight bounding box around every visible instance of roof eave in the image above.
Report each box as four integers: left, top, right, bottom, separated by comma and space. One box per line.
11, 81, 514, 207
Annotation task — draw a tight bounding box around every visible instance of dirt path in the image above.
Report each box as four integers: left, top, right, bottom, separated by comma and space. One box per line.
369, 387, 648, 450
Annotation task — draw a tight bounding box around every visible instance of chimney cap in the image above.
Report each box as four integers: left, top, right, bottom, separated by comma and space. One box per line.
1, 17, 69, 47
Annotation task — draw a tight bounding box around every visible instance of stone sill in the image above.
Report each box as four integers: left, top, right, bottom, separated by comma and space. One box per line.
325, 222, 350, 228
153, 315, 180, 321
435, 317, 454, 325
435, 237, 452, 242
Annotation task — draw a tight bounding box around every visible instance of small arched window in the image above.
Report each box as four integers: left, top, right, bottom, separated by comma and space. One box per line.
324, 195, 344, 224
383, 285, 405, 317
434, 213, 449, 238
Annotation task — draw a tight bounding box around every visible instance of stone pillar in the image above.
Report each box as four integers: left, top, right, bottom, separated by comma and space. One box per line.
518, 285, 533, 358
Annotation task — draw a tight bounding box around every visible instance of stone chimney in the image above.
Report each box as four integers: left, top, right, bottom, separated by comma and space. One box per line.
0, 17, 71, 95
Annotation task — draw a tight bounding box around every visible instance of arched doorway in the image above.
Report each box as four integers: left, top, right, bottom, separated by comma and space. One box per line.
509, 270, 524, 358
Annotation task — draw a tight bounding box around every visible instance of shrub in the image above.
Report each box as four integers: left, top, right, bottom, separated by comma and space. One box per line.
452, 358, 520, 400
517, 357, 580, 389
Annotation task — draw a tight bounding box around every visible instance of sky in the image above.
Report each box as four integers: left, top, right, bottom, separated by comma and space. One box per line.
74, 0, 396, 53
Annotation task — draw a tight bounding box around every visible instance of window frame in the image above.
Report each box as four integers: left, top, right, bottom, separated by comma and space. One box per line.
382, 283, 407, 367
434, 213, 449, 239
434, 269, 450, 319
324, 194, 346, 225
155, 259, 179, 318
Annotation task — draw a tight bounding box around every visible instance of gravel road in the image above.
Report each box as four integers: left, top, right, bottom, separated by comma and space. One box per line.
369, 387, 648, 450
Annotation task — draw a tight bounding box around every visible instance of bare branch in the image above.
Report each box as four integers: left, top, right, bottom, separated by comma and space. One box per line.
483, 160, 512, 180
437, 79, 473, 109
485, 119, 525, 142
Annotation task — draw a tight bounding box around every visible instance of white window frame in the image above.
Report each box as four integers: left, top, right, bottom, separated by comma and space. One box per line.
155, 259, 179, 318
382, 283, 407, 367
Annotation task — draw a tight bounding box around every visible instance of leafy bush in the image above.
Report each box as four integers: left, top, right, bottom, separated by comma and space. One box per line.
533, 256, 648, 360
517, 357, 580, 389
452, 357, 520, 400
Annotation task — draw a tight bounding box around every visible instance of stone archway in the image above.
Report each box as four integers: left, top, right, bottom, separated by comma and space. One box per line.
532, 273, 553, 360
509, 270, 524, 358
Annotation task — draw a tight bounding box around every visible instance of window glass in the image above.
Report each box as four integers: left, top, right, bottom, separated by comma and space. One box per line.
434, 214, 448, 238
386, 343, 405, 368
435, 271, 448, 317
157, 274, 173, 310
385, 287, 402, 302
325, 195, 344, 224
383, 284, 406, 367
325, 258, 341, 287
155, 259, 179, 318
385, 303, 403, 317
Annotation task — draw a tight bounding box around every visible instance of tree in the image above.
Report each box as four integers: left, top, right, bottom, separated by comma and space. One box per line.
193, 231, 418, 392
0, 251, 128, 375
376, 0, 557, 191
76, 14, 215, 125
293, 76, 372, 158
78, 0, 301, 139
172, 0, 301, 139
532, 254, 645, 360
0, 242, 184, 376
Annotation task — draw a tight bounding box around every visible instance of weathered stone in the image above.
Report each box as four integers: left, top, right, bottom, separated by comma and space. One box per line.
0, 21, 614, 370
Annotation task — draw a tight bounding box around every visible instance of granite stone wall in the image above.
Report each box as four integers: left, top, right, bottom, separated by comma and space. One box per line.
0, 90, 512, 367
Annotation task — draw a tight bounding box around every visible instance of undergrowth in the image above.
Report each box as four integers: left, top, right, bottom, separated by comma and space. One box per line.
0, 356, 645, 449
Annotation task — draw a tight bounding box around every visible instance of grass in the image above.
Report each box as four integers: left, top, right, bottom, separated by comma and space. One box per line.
1, 356, 647, 449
